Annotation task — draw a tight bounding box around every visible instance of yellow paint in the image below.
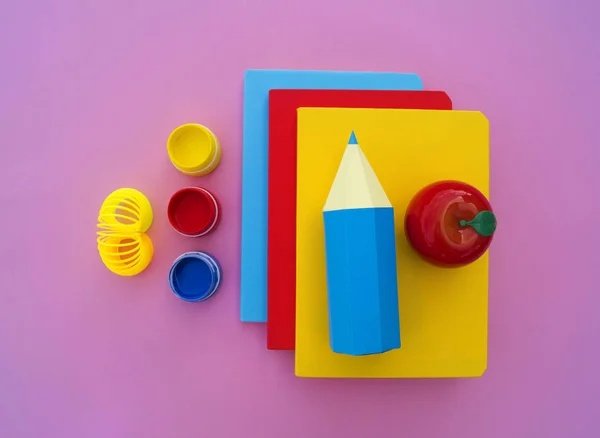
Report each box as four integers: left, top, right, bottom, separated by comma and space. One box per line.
296, 108, 490, 378
167, 123, 221, 176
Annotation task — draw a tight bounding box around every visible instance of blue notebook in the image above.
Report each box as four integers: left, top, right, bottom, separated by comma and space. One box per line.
241, 69, 422, 322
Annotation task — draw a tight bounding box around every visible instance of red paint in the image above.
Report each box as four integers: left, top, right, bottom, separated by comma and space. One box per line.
266, 89, 453, 350
168, 187, 219, 236
404, 180, 495, 268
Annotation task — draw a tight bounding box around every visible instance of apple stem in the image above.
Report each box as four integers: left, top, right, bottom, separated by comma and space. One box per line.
459, 210, 497, 237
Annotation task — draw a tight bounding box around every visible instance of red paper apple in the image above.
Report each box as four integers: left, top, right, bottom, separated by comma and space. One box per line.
404, 180, 497, 268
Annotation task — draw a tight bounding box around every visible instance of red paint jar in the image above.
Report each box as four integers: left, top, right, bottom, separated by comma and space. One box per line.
167, 187, 220, 237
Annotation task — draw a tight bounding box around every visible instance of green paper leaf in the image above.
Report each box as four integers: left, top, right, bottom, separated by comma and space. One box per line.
459, 211, 497, 237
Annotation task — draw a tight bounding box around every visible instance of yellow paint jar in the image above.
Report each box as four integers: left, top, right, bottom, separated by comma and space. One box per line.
167, 123, 221, 176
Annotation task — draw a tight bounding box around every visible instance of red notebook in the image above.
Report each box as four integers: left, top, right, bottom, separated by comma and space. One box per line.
267, 89, 453, 350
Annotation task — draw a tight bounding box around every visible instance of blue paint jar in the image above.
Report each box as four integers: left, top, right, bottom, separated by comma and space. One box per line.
169, 251, 222, 302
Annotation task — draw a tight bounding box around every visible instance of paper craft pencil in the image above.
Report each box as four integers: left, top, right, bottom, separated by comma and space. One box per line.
322, 131, 401, 356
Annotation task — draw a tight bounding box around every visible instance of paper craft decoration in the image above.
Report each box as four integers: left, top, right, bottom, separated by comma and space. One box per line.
241, 70, 423, 322
267, 90, 452, 350
323, 132, 401, 356
296, 108, 489, 378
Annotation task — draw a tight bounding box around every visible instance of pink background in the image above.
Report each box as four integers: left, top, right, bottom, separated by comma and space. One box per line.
1, 1, 598, 437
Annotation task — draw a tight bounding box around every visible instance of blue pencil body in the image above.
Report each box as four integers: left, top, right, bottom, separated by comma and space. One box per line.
323, 206, 401, 356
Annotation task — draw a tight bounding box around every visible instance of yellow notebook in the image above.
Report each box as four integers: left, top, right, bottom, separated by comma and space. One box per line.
295, 108, 490, 378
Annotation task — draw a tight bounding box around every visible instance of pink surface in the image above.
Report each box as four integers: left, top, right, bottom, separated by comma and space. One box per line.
0, 1, 598, 437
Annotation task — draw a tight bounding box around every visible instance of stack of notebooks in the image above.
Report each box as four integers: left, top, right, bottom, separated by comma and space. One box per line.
240, 70, 489, 378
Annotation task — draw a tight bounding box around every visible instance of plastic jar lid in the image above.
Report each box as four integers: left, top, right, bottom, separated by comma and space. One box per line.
167, 124, 221, 176
167, 187, 220, 237
169, 251, 222, 302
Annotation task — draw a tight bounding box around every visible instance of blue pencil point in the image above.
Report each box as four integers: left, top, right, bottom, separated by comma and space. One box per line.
348, 131, 358, 145
322, 136, 401, 356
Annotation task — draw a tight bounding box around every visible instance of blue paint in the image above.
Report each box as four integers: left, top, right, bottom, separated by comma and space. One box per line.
323, 207, 400, 355
173, 258, 212, 300
169, 252, 222, 302
348, 131, 358, 145
240, 69, 423, 322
